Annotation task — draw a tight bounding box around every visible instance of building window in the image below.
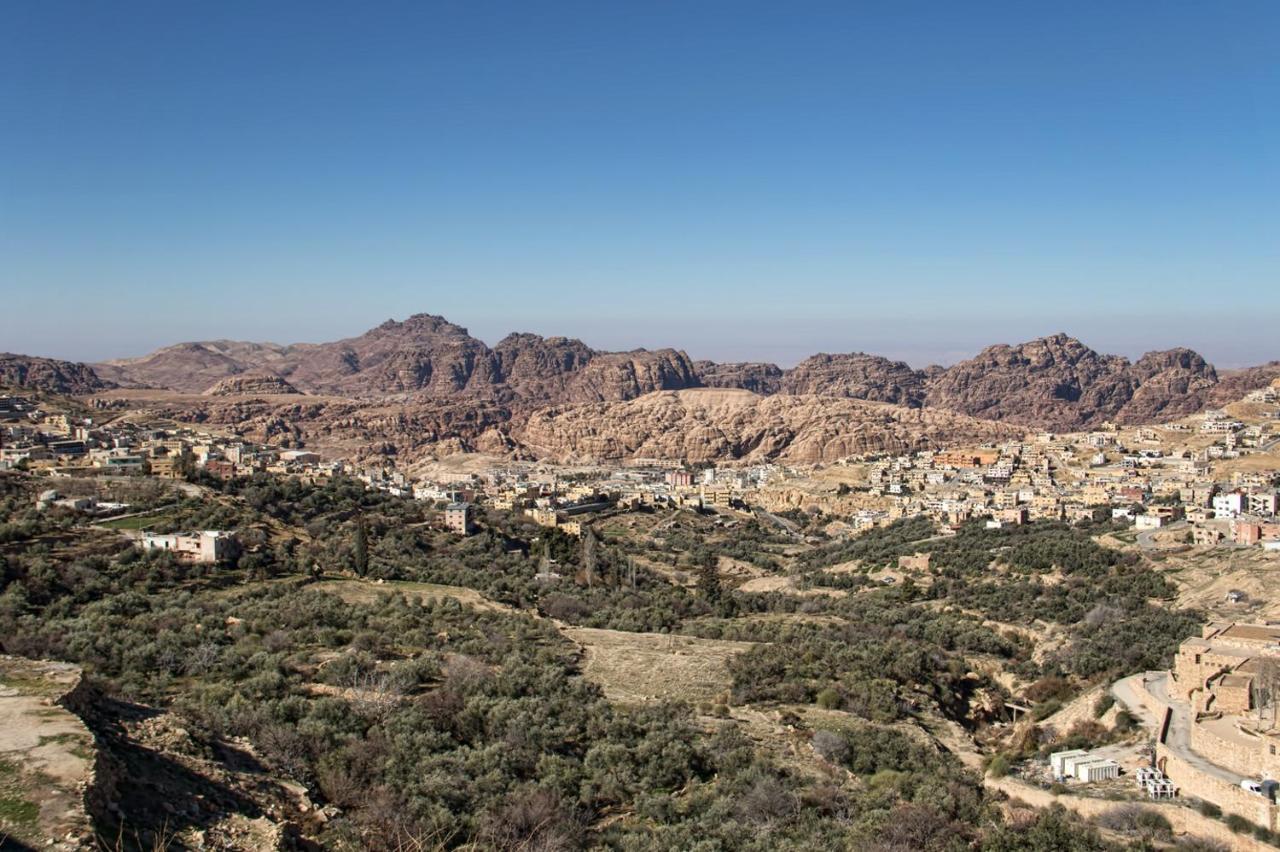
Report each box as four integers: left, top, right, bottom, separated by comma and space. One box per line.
1195, 654, 1201, 664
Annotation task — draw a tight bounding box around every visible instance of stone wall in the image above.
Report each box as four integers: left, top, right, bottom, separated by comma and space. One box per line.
989, 775, 1275, 851
1189, 718, 1280, 780
1159, 745, 1278, 832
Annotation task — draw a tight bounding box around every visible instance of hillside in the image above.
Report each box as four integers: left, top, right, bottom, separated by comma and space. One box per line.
0, 353, 114, 394
514, 388, 1022, 463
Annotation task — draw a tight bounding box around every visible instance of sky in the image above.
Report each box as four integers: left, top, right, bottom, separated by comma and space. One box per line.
1, 1, 1277, 368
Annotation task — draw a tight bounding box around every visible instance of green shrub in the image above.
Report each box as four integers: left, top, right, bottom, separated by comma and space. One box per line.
1113, 708, 1139, 733
815, 687, 842, 710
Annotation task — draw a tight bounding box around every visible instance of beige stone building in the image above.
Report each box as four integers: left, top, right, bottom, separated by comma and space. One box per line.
1173, 623, 1280, 714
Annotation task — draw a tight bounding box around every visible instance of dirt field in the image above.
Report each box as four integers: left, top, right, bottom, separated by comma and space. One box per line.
560, 627, 753, 706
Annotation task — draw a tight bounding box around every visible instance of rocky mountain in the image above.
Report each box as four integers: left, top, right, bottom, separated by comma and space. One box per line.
96, 314, 702, 405
695, 361, 785, 395
283, 315, 503, 397
917, 334, 1236, 430
1112, 348, 1219, 424
515, 388, 1022, 464
695, 335, 1273, 430
780, 352, 928, 406
203, 373, 302, 396
1213, 362, 1280, 406
0, 354, 114, 394
47, 317, 1278, 445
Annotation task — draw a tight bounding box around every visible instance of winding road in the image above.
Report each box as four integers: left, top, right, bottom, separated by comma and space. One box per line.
1112, 671, 1245, 787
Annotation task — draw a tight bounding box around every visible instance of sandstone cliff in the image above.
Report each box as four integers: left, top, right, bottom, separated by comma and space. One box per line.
203, 373, 302, 396
78, 317, 1280, 439
780, 352, 927, 406
695, 361, 785, 395
514, 388, 1021, 464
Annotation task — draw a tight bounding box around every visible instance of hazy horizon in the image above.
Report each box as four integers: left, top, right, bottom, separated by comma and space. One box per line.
8, 308, 1277, 372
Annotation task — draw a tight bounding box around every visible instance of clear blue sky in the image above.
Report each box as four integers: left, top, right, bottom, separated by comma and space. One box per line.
2, 1, 1277, 367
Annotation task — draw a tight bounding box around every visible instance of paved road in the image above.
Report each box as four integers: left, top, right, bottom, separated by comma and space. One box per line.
1112, 671, 1245, 787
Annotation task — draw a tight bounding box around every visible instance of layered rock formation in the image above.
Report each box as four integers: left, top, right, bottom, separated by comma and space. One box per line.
97, 315, 701, 405
695, 361, 785, 395
0, 353, 114, 394
203, 373, 302, 396
780, 352, 928, 406
18, 315, 1272, 461
515, 388, 1022, 464
919, 335, 1230, 430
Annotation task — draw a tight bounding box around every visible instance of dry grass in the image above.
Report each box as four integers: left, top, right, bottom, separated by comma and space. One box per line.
560, 627, 753, 706
1153, 548, 1280, 621
735, 575, 847, 597
312, 579, 517, 613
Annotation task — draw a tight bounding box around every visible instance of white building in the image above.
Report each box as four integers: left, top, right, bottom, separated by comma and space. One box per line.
141, 531, 235, 563
1213, 492, 1245, 519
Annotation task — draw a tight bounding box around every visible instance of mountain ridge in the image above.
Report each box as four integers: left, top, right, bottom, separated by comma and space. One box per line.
3, 316, 1275, 442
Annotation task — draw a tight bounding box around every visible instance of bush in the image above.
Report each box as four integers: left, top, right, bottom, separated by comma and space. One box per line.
815, 687, 842, 710
1134, 808, 1172, 837
1093, 693, 1115, 718
1032, 699, 1062, 721
1195, 800, 1222, 819
1113, 708, 1139, 733
1225, 813, 1253, 834
986, 754, 1010, 778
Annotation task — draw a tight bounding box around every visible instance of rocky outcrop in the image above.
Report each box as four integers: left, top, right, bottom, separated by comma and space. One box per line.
1113, 348, 1219, 423
0, 656, 99, 849
780, 352, 927, 406
920, 335, 1250, 429
100, 316, 701, 405
921, 334, 1134, 429
1211, 362, 1280, 407
494, 333, 596, 402
203, 373, 302, 396
0, 353, 114, 394
85, 318, 1279, 435
695, 361, 785, 395
514, 388, 1020, 464
559, 349, 701, 402
280, 314, 503, 397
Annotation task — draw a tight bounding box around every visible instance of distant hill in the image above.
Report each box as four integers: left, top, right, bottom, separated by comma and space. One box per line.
1, 313, 1260, 446
93, 314, 704, 405
0, 353, 114, 395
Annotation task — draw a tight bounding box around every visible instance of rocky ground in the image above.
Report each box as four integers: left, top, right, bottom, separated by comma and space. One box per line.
0, 656, 96, 850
